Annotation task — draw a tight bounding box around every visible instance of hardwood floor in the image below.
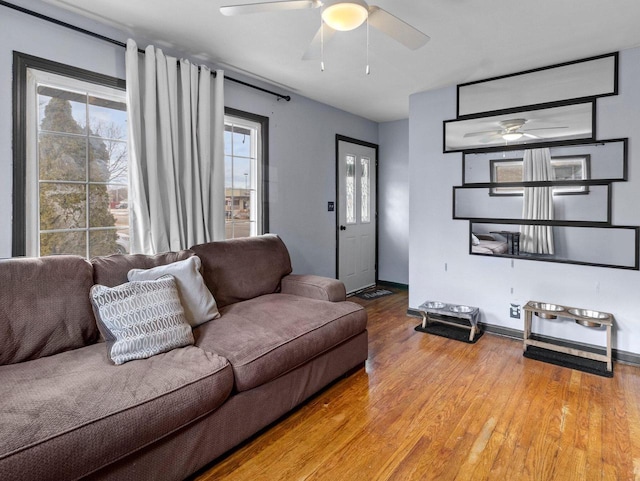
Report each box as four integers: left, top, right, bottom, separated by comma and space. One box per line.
195, 289, 640, 481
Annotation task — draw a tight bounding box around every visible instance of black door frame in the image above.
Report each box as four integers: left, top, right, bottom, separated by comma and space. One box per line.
335, 134, 380, 285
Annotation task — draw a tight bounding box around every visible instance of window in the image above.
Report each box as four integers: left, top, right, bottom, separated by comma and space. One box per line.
489, 155, 591, 196
13, 54, 127, 257
360, 157, 370, 223
224, 109, 268, 239
345, 155, 356, 224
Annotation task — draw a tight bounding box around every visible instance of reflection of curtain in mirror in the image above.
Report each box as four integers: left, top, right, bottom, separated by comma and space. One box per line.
521, 148, 554, 254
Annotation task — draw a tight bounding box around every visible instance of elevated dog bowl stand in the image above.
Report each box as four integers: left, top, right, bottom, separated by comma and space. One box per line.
523, 301, 613, 372
418, 301, 481, 342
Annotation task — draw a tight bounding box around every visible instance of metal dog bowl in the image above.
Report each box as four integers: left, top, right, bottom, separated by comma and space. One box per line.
530, 302, 564, 319
423, 301, 446, 309
568, 308, 609, 327
450, 305, 473, 313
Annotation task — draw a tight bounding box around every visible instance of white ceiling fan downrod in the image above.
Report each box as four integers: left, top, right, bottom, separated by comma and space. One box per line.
366, 14, 370, 75
320, 13, 325, 72
319, 0, 371, 75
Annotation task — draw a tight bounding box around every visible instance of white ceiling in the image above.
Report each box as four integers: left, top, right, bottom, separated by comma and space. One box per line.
41, 0, 640, 122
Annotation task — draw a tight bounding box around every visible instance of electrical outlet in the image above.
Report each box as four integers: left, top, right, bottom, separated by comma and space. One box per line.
510, 303, 521, 319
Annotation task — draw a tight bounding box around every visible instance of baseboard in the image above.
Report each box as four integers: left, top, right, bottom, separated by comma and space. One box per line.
377, 280, 408, 290
406, 308, 640, 367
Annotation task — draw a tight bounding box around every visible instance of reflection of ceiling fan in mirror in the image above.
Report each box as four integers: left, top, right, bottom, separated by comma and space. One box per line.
220, 0, 430, 68
464, 119, 569, 143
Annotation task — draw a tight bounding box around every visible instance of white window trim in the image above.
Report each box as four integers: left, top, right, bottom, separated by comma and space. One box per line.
25, 68, 127, 257
224, 114, 263, 238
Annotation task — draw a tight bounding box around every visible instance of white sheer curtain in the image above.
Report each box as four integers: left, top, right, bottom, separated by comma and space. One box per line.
126, 39, 225, 254
521, 148, 554, 254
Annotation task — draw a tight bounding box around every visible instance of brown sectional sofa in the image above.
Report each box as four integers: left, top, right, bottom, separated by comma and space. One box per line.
0, 234, 368, 481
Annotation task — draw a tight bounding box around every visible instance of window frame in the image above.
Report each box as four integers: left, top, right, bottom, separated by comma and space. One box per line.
489, 155, 591, 196
224, 107, 269, 238
12, 52, 126, 257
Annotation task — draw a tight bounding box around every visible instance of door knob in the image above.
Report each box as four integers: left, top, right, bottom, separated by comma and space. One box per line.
339, 225, 346, 231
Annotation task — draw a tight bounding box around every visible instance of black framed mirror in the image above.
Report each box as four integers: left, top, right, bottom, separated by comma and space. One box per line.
470, 222, 639, 270
463, 139, 627, 185
444, 101, 596, 153
457, 53, 618, 117
454, 183, 611, 224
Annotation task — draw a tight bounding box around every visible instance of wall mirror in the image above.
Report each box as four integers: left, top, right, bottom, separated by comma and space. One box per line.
463, 139, 627, 185
444, 102, 595, 152
457, 53, 617, 117
454, 184, 610, 223
470, 222, 638, 270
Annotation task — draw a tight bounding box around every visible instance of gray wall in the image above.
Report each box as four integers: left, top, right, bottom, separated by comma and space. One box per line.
378, 119, 409, 285
0, 0, 379, 278
409, 47, 640, 355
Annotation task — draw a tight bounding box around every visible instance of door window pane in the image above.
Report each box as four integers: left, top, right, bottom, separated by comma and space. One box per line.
361, 157, 370, 223
346, 155, 356, 224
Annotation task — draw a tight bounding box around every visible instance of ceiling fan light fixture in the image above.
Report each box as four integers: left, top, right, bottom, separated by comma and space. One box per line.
502, 132, 524, 142
322, 0, 368, 31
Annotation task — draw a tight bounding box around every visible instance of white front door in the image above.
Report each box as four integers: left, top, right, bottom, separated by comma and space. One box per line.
337, 138, 377, 294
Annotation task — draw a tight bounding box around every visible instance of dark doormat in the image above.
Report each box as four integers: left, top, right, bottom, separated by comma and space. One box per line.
524, 346, 613, 378
354, 289, 393, 300
414, 323, 483, 344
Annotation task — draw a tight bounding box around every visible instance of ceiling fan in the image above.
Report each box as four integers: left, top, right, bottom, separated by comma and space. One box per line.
463, 119, 569, 143
220, 0, 430, 65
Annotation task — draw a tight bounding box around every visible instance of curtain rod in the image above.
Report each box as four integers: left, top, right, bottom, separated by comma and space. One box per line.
0, 0, 292, 102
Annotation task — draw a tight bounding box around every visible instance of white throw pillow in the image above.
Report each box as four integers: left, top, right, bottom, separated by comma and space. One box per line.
128, 256, 219, 327
471, 234, 481, 246
90, 276, 194, 365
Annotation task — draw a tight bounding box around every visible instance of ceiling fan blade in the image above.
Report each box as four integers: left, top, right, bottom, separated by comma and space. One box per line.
367, 6, 430, 50
302, 24, 337, 60
463, 130, 502, 138
220, 0, 320, 16
522, 133, 541, 139
522, 126, 569, 132
479, 134, 504, 143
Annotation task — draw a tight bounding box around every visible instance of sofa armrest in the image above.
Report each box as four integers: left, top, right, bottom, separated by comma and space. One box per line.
280, 274, 346, 302
474, 233, 495, 241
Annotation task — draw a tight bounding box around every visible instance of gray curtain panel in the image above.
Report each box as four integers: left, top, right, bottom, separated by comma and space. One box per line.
521, 148, 555, 254
126, 39, 225, 254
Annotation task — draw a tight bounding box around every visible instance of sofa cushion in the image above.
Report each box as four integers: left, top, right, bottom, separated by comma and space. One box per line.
128, 256, 220, 326
0, 343, 233, 481
91, 276, 194, 365
193, 294, 367, 392
91, 250, 194, 287
190, 234, 292, 309
0, 255, 98, 365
